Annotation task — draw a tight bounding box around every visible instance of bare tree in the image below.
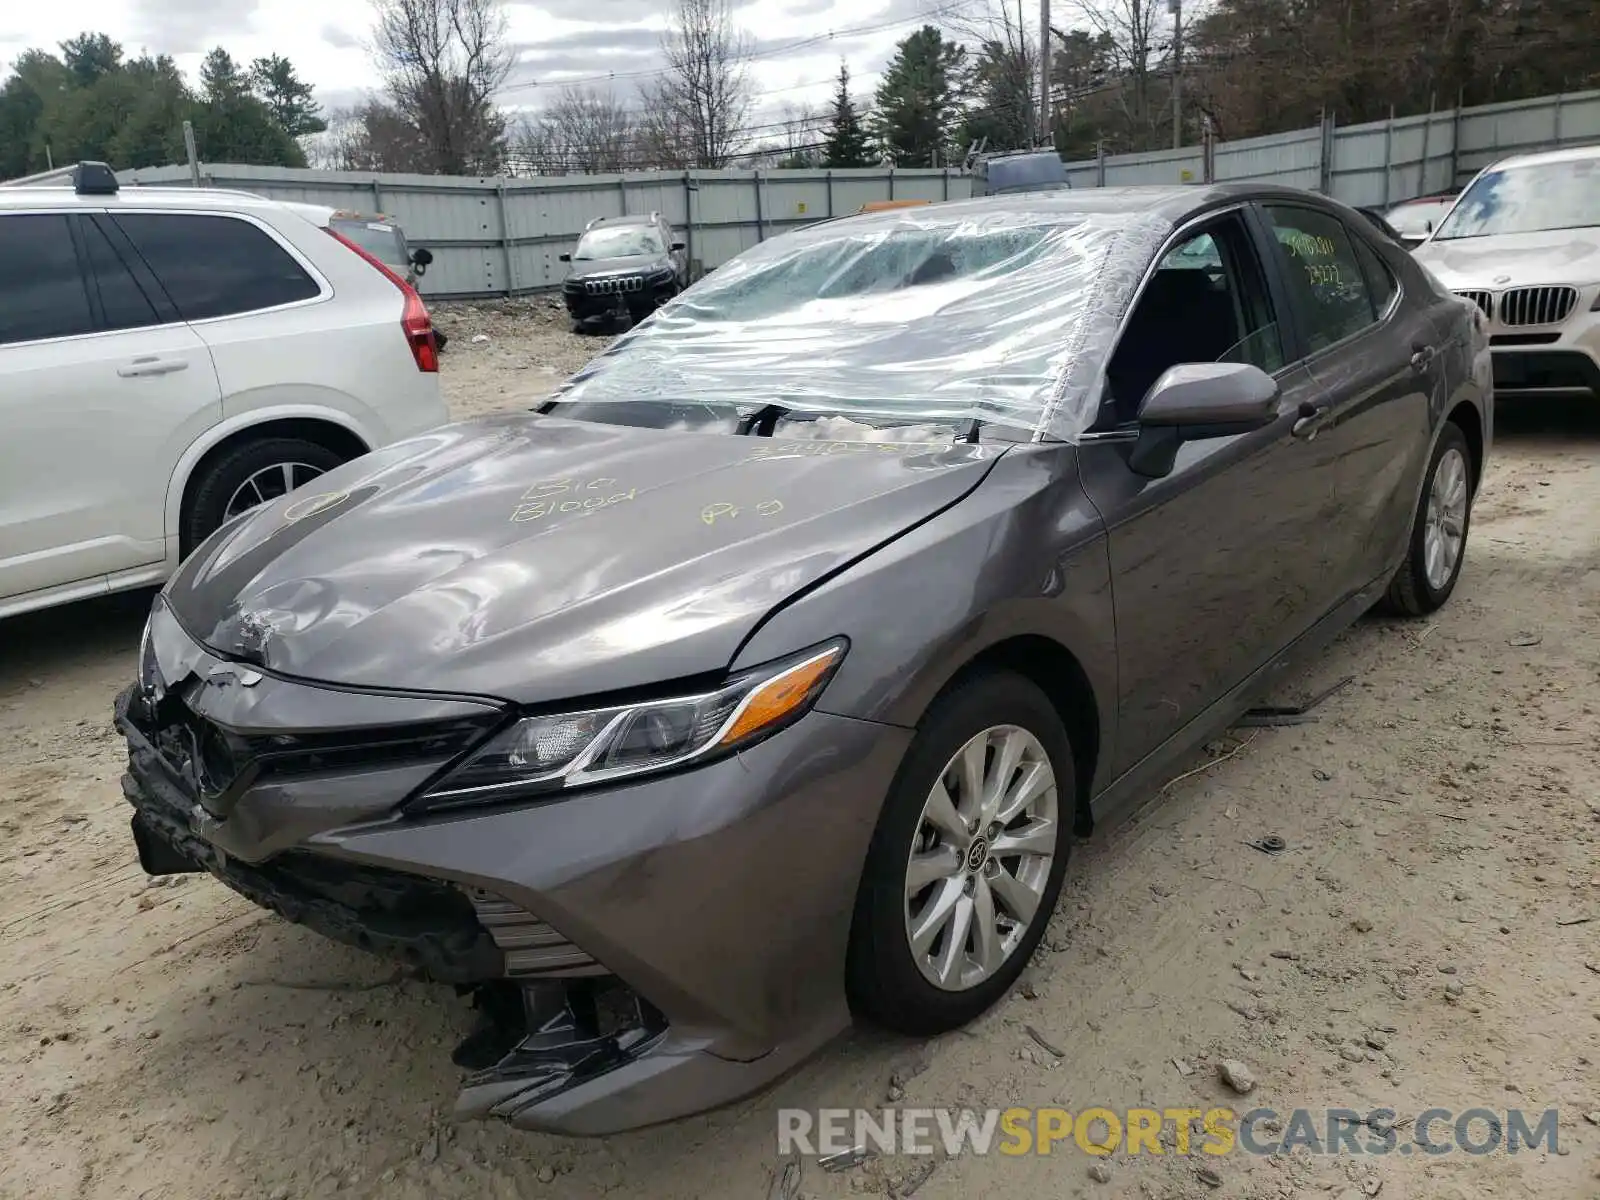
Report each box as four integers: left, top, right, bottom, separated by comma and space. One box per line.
953, 0, 1040, 152
1064, 0, 1169, 149
311, 101, 432, 171
775, 101, 824, 165
742, 102, 825, 168
372, 0, 513, 174
514, 85, 636, 174
652, 0, 754, 167
634, 77, 695, 169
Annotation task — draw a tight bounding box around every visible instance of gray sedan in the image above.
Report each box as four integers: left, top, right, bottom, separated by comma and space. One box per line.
116, 184, 1492, 1136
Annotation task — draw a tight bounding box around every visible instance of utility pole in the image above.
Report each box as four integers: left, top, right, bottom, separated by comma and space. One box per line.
1039, 0, 1052, 146
1170, 0, 1183, 149
183, 120, 201, 187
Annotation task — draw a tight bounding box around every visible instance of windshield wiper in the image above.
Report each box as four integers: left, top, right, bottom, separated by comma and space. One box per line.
735, 403, 790, 437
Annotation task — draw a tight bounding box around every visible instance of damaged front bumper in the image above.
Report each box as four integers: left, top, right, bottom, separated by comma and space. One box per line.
113, 611, 910, 1135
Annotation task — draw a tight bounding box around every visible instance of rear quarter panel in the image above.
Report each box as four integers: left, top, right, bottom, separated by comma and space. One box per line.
202, 211, 446, 445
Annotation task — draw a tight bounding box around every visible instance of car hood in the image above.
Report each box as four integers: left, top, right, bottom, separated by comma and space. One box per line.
163, 414, 1001, 705
566, 255, 669, 279
1413, 228, 1600, 289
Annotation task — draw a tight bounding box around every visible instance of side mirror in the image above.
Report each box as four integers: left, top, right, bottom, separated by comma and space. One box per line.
670, 241, 686, 252
559, 252, 572, 263
1128, 362, 1280, 478
410, 246, 434, 267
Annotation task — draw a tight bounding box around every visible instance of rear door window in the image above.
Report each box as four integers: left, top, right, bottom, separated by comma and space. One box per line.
1261, 205, 1379, 353
0, 213, 96, 345
79, 218, 164, 332
112, 212, 321, 321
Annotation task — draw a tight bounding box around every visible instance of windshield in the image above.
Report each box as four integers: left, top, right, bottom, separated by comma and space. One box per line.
329, 218, 409, 268
1432, 158, 1600, 239
551, 204, 1174, 440
1384, 198, 1455, 239
575, 225, 665, 259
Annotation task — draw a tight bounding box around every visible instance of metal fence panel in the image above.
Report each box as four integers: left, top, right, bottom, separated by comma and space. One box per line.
1103, 144, 1206, 185
60, 87, 1594, 299
1048, 86, 1597, 212
1455, 91, 1600, 181
1214, 127, 1323, 190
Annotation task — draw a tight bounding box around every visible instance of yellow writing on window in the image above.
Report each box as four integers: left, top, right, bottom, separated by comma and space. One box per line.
1281, 231, 1338, 260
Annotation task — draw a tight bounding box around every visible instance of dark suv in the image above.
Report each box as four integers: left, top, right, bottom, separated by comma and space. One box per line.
559, 213, 687, 330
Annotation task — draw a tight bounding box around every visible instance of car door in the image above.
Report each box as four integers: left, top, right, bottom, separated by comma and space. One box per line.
1255, 202, 1439, 601
1076, 208, 1343, 775
0, 211, 221, 603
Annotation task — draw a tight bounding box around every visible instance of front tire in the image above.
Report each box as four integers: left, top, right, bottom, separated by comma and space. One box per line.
182, 437, 346, 555
847, 672, 1075, 1036
1381, 421, 1473, 616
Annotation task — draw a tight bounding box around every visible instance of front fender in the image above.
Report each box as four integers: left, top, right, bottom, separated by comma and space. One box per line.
730, 443, 1120, 793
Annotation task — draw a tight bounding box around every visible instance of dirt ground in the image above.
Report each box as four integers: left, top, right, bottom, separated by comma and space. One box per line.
2, 302, 1598, 1200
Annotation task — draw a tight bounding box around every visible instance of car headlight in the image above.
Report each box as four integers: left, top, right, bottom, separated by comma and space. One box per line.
414, 640, 847, 810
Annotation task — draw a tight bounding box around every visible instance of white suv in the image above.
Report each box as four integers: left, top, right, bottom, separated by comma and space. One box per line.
0, 162, 448, 620
1413, 144, 1600, 399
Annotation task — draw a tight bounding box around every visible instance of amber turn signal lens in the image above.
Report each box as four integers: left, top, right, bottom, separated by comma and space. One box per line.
716, 647, 842, 748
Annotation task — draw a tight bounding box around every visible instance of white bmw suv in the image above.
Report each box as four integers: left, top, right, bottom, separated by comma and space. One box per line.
0, 162, 448, 620
1413, 144, 1600, 400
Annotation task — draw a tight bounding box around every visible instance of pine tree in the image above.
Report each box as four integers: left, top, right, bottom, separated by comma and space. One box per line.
199, 48, 249, 104
871, 27, 968, 167
822, 61, 872, 168
250, 54, 327, 138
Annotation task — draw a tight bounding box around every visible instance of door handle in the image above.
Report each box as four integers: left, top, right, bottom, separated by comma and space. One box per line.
1410, 343, 1437, 373
118, 356, 189, 378
1292, 401, 1329, 440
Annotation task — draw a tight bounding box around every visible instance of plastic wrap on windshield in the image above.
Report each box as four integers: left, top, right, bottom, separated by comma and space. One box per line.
552, 204, 1175, 441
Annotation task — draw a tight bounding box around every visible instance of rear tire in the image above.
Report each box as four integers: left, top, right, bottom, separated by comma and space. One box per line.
847, 672, 1075, 1036
1380, 422, 1473, 616
182, 437, 346, 555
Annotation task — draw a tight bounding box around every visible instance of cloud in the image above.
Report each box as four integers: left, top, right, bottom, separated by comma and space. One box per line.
128, 0, 261, 55
505, 0, 658, 20
315, 85, 371, 115
321, 24, 362, 51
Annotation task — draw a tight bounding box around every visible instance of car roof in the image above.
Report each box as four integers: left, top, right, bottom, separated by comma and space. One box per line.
817, 183, 1351, 229
0, 183, 294, 215
1488, 142, 1600, 171
586, 213, 660, 228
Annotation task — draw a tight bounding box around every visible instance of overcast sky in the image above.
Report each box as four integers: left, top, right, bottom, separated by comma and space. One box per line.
0, 0, 966, 145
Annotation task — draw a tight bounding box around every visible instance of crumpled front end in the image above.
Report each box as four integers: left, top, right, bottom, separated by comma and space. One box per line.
116, 598, 910, 1135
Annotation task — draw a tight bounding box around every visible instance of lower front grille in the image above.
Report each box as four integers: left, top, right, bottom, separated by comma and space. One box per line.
1499, 286, 1577, 328
464, 888, 605, 978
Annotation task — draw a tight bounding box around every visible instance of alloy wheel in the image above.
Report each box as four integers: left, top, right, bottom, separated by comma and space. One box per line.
1423, 447, 1469, 590
224, 462, 327, 521
903, 725, 1058, 992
